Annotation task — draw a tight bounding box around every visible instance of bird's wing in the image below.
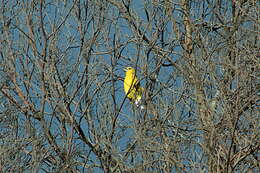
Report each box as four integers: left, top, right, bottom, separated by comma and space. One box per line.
134, 80, 144, 95
134, 79, 141, 89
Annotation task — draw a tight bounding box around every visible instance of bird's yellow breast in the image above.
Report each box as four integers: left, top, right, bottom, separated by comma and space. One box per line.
123, 67, 143, 104
124, 69, 137, 95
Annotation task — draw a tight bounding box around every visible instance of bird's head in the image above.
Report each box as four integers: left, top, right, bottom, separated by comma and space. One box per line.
124, 67, 135, 75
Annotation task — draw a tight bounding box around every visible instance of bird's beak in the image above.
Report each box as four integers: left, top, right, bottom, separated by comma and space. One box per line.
123, 68, 127, 72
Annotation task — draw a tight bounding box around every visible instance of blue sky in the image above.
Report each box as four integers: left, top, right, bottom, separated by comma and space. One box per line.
1, 0, 258, 172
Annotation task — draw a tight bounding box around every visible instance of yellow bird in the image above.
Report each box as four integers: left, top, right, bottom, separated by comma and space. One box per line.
124, 67, 144, 107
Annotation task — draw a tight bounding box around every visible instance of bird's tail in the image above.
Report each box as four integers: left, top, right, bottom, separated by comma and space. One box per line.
134, 99, 145, 110
134, 88, 145, 110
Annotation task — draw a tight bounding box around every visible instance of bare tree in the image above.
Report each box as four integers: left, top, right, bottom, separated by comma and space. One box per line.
0, 0, 259, 172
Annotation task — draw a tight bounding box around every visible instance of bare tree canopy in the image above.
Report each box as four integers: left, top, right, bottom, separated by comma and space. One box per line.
0, 0, 259, 172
